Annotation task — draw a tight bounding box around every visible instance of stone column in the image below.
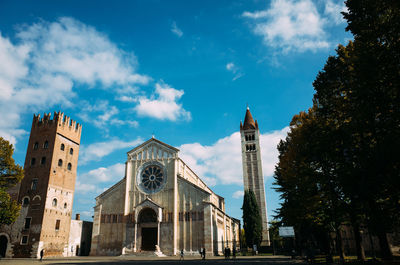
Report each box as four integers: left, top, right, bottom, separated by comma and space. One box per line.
133, 222, 137, 252
203, 203, 213, 254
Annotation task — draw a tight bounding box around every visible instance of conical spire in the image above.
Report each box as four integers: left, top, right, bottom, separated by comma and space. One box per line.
241, 107, 257, 130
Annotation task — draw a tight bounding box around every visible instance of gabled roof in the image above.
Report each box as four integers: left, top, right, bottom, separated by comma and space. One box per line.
240, 107, 258, 130
127, 137, 179, 155
135, 197, 163, 209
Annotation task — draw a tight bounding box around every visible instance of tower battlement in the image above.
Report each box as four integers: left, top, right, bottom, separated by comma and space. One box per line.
32, 111, 82, 143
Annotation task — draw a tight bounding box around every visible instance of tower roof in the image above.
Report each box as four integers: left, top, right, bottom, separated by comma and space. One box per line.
241, 107, 258, 130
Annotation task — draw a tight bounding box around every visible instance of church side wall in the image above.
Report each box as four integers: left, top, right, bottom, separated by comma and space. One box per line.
92, 181, 125, 256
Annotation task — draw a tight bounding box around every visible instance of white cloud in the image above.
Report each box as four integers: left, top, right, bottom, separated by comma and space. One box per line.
179, 127, 289, 186
324, 0, 347, 25
80, 138, 142, 164
225, 62, 244, 81
0, 17, 150, 144
135, 82, 191, 121
243, 0, 330, 53
232, 190, 244, 199
75, 181, 96, 193
79, 163, 125, 183
171, 21, 183, 37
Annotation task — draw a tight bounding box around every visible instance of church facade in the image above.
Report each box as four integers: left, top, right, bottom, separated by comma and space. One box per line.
91, 138, 240, 256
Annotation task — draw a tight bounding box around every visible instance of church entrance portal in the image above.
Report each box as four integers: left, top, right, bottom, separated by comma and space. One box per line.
141, 228, 157, 250
0, 235, 8, 258
138, 208, 158, 251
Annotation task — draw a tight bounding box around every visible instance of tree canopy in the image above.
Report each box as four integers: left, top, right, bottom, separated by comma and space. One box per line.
0, 137, 24, 225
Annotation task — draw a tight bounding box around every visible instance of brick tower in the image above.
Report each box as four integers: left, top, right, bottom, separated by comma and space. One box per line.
13, 112, 81, 257
240, 107, 270, 246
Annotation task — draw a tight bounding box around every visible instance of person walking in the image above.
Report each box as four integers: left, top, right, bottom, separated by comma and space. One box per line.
180, 249, 184, 260
40, 249, 44, 261
202, 248, 206, 260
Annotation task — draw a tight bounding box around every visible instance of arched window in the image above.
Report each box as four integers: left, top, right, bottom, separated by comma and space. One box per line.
52, 198, 57, 207
33, 142, 39, 150
64, 203, 67, 209
58, 159, 63, 167
61, 144, 65, 151
22, 197, 30, 206
70, 148, 73, 155
44, 141, 49, 149
31, 158, 36, 166
67, 163, 72, 171
41, 156, 46, 165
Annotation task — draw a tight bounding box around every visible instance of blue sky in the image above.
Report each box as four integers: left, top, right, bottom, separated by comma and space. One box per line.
0, 0, 350, 222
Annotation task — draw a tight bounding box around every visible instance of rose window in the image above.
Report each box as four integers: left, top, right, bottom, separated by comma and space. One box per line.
137, 162, 167, 194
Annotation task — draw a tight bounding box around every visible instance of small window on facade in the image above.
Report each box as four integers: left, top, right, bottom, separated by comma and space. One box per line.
21, 235, 28, 245
31, 179, 38, 190
33, 142, 39, 150
55, 219, 60, 230
67, 163, 72, 171
64, 203, 67, 209
58, 159, 63, 167
23, 197, 30, 206
44, 140, 49, 149
70, 148, 73, 155
61, 144, 65, 151
24, 218, 32, 229
52, 198, 57, 207
31, 158, 36, 166
41, 156, 46, 165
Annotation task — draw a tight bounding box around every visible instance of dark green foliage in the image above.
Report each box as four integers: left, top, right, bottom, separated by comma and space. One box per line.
242, 190, 262, 248
0, 137, 24, 225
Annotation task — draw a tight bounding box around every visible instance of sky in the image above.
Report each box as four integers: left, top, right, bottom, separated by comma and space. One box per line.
0, 0, 351, 222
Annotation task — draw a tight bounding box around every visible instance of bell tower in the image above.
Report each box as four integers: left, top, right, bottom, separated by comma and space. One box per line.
13, 111, 82, 258
240, 107, 270, 246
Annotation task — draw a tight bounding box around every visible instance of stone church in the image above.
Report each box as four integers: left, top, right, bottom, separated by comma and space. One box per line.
91, 138, 240, 256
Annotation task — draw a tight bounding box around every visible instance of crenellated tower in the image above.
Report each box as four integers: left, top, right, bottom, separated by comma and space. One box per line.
240, 107, 270, 246
13, 111, 82, 258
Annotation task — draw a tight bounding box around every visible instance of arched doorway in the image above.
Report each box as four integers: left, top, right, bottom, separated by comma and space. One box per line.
0, 235, 8, 258
138, 208, 158, 251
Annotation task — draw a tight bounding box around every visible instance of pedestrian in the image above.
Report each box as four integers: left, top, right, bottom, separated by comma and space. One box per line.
40, 248, 44, 261
228, 247, 231, 259
202, 247, 206, 260
233, 247, 236, 259
180, 249, 184, 260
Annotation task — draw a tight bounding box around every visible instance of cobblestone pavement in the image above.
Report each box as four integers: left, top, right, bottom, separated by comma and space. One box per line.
0, 255, 304, 265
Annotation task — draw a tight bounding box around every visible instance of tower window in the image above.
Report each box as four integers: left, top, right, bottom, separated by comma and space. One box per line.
24, 218, 32, 229
41, 156, 46, 165
33, 142, 39, 150
31, 179, 38, 190
58, 159, 63, 167
21, 235, 29, 245
22, 197, 30, 206
31, 157, 36, 166
52, 198, 57, 207
67, 163, 72, 171
55, 219, 60, 230
70, 148, 73, 155
61, 144, 65, 151
43, 141, 49, 149
64, 203, 67, 209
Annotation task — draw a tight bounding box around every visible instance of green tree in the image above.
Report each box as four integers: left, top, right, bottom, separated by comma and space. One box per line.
242, 189, 262, 248
0, 137, 24, 225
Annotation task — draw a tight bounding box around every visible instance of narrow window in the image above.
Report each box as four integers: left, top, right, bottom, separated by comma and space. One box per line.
67, 163, 72, 171
113, 214, 117, 223
41, 156, 46, 165
21, 235, 29, 245
52, 198, 57, 207
61, 144, 65, 151
64, 203, 67, 209
31, 158, 36, 166
70, 148, 74, 155
33, 142, 39, 150
23, 197, 30, 206
58, 159, 63, 167
44, 140, 49, 149
31, 179, 38, 190
24, 218, 32, 229
55, 219, 60, 230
